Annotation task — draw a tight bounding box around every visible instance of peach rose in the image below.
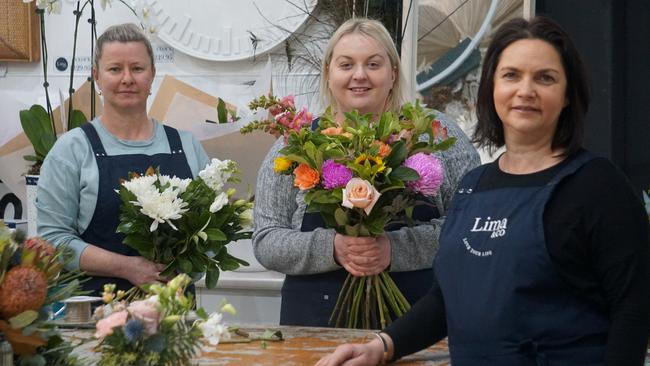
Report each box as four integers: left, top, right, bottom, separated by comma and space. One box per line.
321, 127, 353, 138
94, 310, 128, 339
342, 178, 381, 215
321, 127, 343, 135
127, 297, 160, 336
293, 163, 320, 190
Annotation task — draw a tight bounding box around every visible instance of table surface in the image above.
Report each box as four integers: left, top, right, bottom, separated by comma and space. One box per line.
64, 325, 451, 365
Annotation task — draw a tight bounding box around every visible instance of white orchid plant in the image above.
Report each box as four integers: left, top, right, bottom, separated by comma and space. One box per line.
116, 159, 253, 289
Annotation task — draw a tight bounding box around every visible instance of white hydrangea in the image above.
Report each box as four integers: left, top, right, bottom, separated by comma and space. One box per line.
199, 158, 236, 192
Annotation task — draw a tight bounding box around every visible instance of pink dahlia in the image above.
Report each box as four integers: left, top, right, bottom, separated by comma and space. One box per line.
321, 159, 353, 190
403, 153, 444, 196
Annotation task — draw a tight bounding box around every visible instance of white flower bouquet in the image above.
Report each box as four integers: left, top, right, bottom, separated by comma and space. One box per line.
116, 159, 253, 289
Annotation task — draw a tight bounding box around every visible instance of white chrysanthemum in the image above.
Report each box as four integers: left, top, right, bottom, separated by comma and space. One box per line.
122, 175, 158, 198
198, 312, 230, 346
136, 187, 189, 231
158, 175, 191, 193
209, 192, 229, 213
199, 158, 235, 192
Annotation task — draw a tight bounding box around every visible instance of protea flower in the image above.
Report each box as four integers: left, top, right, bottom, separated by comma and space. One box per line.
0, 265, 48, 319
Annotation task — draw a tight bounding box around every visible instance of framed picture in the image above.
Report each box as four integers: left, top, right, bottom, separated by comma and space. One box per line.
0, 0, 40, 62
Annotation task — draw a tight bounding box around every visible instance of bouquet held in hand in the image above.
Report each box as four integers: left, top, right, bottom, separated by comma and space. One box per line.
117, 159, 252, 289
242, 95, 455, 329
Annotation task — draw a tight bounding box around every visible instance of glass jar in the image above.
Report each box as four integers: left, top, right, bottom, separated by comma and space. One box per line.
0, 331, 13, 366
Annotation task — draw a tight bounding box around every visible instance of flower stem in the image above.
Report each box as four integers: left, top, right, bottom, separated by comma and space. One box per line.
67, 1, 82, 127
382, 272, 411, 314
37, 9, 55, 136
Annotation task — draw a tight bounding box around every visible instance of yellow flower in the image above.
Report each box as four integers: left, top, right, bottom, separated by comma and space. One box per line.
273, 157, 292, 173
354, 154, 386, 173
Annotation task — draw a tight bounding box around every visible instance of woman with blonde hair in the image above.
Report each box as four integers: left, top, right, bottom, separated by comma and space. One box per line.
253, 17, 480, 326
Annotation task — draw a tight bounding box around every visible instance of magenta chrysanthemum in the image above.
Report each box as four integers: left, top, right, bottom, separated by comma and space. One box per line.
403, 153, 444, 196
321, 159, 353, 190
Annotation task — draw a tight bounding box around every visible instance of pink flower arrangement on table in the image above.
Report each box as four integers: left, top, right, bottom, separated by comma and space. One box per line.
93, 274, 236, 366
242, 96, 456, 329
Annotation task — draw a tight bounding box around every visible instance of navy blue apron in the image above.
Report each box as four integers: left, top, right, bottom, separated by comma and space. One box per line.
79, 123, 193, 295
280, 119, 439, 326
435, 151, 608, 365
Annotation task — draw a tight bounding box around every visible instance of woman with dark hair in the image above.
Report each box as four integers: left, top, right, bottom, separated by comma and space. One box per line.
317, 16, 649, 366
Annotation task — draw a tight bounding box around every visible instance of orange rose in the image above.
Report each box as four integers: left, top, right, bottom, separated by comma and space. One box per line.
342, 178, 381, 215
293, 163, 320, 190
373, 141, 392, 158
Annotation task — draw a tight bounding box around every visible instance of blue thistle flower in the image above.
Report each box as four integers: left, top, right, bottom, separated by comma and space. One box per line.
123, 319, 145, 343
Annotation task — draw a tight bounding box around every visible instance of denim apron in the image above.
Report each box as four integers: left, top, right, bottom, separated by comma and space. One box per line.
79, 123, 193, 295
435, 151, 608, 365
280, 119, 438, 326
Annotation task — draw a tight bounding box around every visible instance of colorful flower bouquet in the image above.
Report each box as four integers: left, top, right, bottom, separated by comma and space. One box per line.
116, 159, 253, 289
242, 95, 456, 329
93, 273, 235, 366
0, 225, 85, 365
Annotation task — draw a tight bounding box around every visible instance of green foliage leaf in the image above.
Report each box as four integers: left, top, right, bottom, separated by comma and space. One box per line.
178, 258, 192, 274
123, 234, 154, 256
9, 309, 39, 328
390, 166, 420, 182
205, 228, 226, 241
20, 104, 55, 160
217, 99, 228, 124
205, 268, 220, 289
68, 109, 88, 130
334, 208, 348, 226
385, 140, 407, 167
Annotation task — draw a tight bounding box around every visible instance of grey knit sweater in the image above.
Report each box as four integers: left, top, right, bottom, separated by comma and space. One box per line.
252, 112, 480, 276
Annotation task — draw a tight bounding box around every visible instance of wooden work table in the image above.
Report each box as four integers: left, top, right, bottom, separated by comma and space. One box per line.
64, 325, 451, 365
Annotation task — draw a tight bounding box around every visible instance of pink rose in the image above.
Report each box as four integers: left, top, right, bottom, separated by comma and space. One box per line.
342, 178, 381, 215
94, 310, 128, 339
127, 297, 161, 335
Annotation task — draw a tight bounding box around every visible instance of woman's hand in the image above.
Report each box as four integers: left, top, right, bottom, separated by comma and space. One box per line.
123, 256, 168, 286
315, 339, 386, 366
80, 245, 167, 285
334, 234, 391, 276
